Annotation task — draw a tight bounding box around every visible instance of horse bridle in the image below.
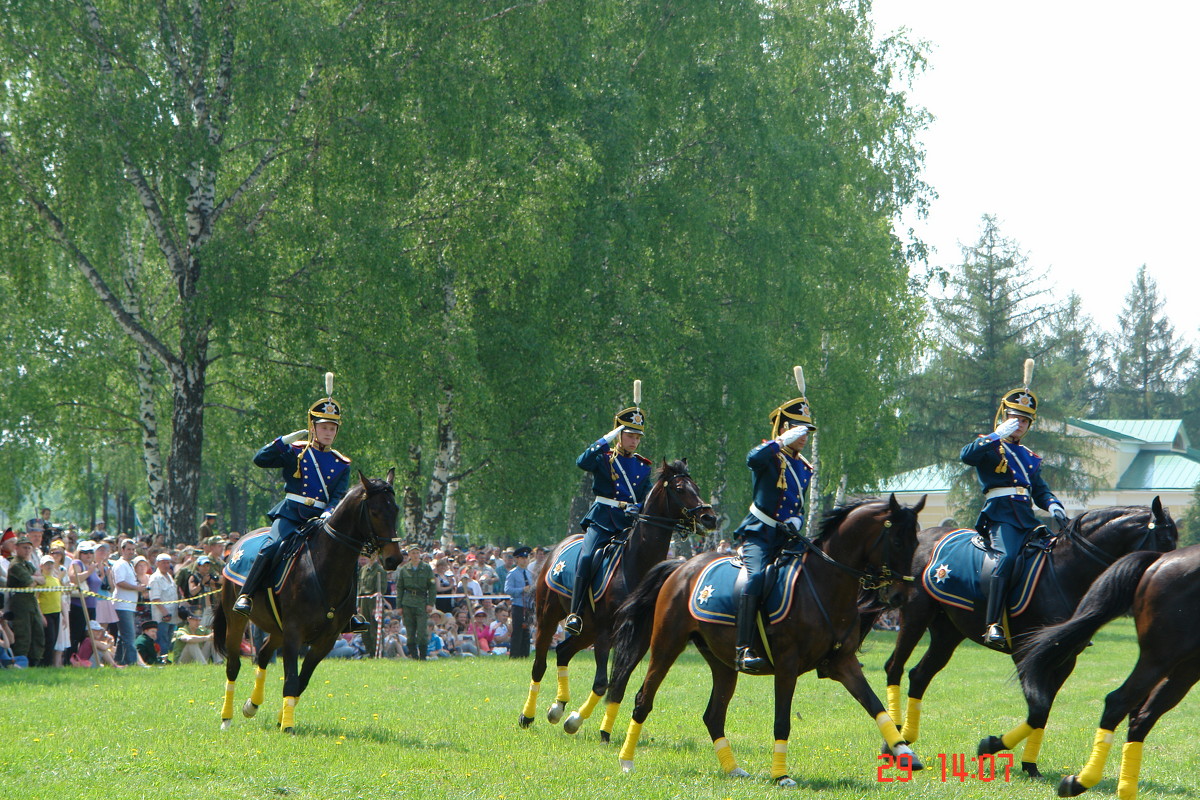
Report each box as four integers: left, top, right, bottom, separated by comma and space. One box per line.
783, 511, 916, 593
1061, 510, 1173, 568
631, 474, 712, 538
321, 485, 402, 557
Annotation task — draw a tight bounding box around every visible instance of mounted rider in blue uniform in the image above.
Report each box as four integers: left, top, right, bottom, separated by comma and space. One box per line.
960, 358, 1067, 650
234, 373, 367, 631
563, 389, 652, 638
733, 366, 816, 674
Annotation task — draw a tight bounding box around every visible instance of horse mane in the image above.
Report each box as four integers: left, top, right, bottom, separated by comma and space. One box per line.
815, 498, 880, 545
1069, 505, 1148, 535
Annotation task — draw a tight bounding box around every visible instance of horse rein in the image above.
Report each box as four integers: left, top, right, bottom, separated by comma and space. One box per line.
782, 513, 916, 593
631, 475, 712, 538
321, 485, 401, 556
1059, 512, 1169, 569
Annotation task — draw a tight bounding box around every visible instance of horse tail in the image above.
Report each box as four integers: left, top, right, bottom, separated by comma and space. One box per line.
610, 558, 685, 689
1018, 549, 1162, 708
212, 598, 228, 659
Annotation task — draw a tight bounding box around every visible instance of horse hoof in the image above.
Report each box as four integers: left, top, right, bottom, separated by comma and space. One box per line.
243, 700, 259, 719
775, 775, 797, 787
220, 719, 232, 731
547, 701, 566, 724
1058, 775, 1087, 797
728, 768, 750, 778
620, 759, 635, 774
518, 714, 534, 729
599, 730, 611, 744
1022, 761, 1042, 779
283, 726, 296, 736
892, 744, 923, 772
563, 712, 583, 735
977, 735, 1005, 756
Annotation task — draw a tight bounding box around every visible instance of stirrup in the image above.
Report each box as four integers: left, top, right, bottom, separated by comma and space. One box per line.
347, 615, 371, 634
983, 623, 1007, 651
735, 645, 769, 674
232, 595, 254, 616
563, 613, 583, 636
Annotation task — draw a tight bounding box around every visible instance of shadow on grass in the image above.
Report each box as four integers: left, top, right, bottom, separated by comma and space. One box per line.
287, 722, 469, 751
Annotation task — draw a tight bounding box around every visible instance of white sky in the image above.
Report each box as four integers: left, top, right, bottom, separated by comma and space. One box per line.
870, 1, 1200, 343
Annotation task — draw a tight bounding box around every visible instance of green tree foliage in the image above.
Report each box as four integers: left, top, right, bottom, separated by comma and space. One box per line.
1101, 265, 1194, 419
1, 1, 931, 544
899, 216, 1096, 521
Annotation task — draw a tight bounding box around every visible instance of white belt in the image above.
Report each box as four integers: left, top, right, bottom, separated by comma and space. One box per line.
595, 496, 628, 509
749, 504, 778, 528
985, 486, 1028, 500
285, 493, 327, 509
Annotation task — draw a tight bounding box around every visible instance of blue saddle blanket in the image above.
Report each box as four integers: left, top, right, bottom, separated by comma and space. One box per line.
688, 555, 805, 626
921, 529, 1048, 616
545, 534, 624, 605
222, 530, 304, 594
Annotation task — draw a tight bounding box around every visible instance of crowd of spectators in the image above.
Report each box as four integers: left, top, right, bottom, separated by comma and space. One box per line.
1, 507, 558, 669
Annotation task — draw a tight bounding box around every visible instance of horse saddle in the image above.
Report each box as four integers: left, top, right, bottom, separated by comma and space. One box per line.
921, 528, 1051, 616
222, 526, 312, 594
688, 550, 806, 626
544, 534, 625, 607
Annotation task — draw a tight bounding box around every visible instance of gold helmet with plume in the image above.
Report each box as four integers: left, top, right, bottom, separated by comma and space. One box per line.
769, 365, 817, 438
613, 379, 646, 435
995, 358, 1038, 428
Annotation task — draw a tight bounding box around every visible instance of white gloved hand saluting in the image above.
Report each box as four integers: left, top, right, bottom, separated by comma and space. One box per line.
281, 429, 308, 445
992, 418, 1020, 440
603, 426, 624, 446
776, 425, 809, 448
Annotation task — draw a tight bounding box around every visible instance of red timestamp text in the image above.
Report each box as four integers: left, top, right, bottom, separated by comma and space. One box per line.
876, 752, 1014, 783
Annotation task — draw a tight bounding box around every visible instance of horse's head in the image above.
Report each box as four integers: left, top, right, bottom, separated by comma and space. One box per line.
819, 494, 925, 609
1070, 496, 1178, 561
645, 458, 718, 534
335, 468, 403, 570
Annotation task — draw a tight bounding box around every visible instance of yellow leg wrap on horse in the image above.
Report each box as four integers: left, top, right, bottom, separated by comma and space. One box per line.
1001, 722, 1034, 749
521, 681, 541, 719
600, 702, 620, 734
876, 711, 903, 748
899, 698, 922, 744
1077, 728, 1115, 789
713, 738, 736, 773
221, 681, 236, 719
1023, 727, 1046, 764
619, 720, 643, 762
1116, 741, 1143, 800
280, 696, 298, 730
250, 667, 267, 707
578, 691, 602, 719
556, 666, 570, 703
886, 685, 902, 730
771, 740, 789, 780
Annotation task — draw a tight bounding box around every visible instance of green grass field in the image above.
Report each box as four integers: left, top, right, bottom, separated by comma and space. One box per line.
2, 618, 1196, 799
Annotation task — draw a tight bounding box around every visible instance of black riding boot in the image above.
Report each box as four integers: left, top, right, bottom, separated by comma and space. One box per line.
982, 575, 1010, 650
735, 593, 769, 674
564, 554, 592, 636
233, 553, 272, 616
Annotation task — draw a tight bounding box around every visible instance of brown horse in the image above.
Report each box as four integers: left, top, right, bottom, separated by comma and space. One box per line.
518, 459, 717, 736
606, 495, 925, 784
212, 470, 403, 733
873, 499, 1176, 776
1018, 544, 1200, 800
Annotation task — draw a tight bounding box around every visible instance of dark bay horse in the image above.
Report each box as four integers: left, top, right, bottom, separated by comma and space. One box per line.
607, 495, 925, 784
1018, 544, 1200, 800
212, 470, 403, 733
873, 498, 1176, 776
518, 459, 717, 736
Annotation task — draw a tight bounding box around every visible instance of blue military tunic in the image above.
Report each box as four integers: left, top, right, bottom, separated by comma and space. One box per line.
961, 432, 1060, 583
254, 437, 351, 538
734, 440, 813, 537
734, 439, 813, 596
576, 438, 652, 535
